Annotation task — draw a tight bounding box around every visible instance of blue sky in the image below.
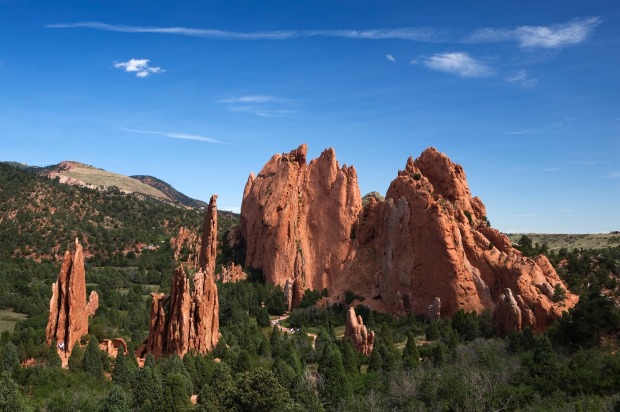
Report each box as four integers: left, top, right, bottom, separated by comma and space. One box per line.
1, 1, 619, 233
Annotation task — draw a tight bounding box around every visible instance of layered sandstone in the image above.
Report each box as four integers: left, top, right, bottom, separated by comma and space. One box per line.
344, 307, 375, 355
240, 146, 577, 332
241, 144, 362, 297
46, 239, 98, 354
138, 195, 220, 358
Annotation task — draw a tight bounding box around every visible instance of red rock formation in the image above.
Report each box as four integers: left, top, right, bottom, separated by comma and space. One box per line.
46, 239, 98, 354
218, 263, 247, 283
99, 338, 128, 358
241, 146, 577, 332
138, 196, 220, 358
241, 144, 362, 300
171, 227, 200, 267
344, 307, 375, 355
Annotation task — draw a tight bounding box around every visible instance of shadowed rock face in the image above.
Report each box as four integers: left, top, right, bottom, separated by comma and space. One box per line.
241, 146, 577, 332
344, 307, 375, 355
46, 239, 98, 354
139, 195, 220, 358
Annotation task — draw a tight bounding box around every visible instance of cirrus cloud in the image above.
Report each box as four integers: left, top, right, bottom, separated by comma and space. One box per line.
421, 52, 493, 78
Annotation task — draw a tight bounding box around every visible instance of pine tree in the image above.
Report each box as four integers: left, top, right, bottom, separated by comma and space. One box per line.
402, 332, 420, 369
68, 344, 84, 371
47, 340, 62, 369
368, 345, 383, 373
162, 373, 192, 412
0, 372, 27, 411
257, 306, 271, 327
426, 320, 440, 341
0, 342, 19, 373
99, 385, 129, 412
342, 340, 359, 374
235, 349, 252, 373
196, 383, 221, 412
112, 350, 134, 388
132, 364, 163, 412
318, 344, 352, 405
160, 354, 193, 396
83, 336, 103, 378
258, 334, 271, 358
235, 369, 296, 412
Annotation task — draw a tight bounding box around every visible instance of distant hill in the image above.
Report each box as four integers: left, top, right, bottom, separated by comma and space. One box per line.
41, 161, 173, 202
0, 163, 239, 263
131, 175, 208, 208
507, 233, 620, 251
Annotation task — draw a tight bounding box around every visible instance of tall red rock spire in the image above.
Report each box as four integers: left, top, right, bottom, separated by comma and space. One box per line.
46, 239, 98, 354
138, 195, 219, 358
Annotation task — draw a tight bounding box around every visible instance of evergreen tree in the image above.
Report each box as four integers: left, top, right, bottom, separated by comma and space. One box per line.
258, 334, 271, 358
83, 337, 104, 378
402, 332, 420, 369
0, 372, 28, 411
272, 358, 297, 390
235, 369, 297, 412
100, 385, 129, 412
378, 341, 397, 372
195, 383, 221, 412
235, 349, 252, 373
270, 325, 281, 358
144, 353, 157, 369
318, 344, 352, 404
426, 321, 440, 341
160, 354, 193, 396
257, 306, 271, 328
133, 364, 163, 412
431, 343, 446, 366
342, 340, 359, 374
0, 342, 19, 373
112, 350, 134, 388
68, 344, 84, 371
162, 373, 192, 412
47, 341, 62, 369
368, 345, 383, 373
210, 362, 236, 410
182, 355, 200, 392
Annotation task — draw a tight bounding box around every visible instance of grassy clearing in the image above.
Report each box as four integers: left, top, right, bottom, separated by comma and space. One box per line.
507, 233, 620, 251
0, 309, 28, 333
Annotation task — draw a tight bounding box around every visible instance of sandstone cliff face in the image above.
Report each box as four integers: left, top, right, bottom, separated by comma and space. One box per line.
241, 144, 362, 296
139, 195, 220, 358
344, 307, 375, 355
218, 263, 247, 283
241, 146, 577, 332
46, 239, 98, 354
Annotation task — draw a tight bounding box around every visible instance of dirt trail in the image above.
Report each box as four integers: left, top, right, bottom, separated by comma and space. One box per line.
272, 313, 317, 349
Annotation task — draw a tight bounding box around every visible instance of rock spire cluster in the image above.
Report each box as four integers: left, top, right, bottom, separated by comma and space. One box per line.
240, 145, 577, 332
138, 195, 220, 358
46, 239, 98, 355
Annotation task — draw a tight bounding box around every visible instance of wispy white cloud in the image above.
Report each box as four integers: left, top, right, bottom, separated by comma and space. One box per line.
505, 129, 536, 135
47, 22, 444, 42
568, 160, 607, 165
114, 59, 164, 77
608, 172, 620, 178
465, 17, 600, 49
543, 167, 561, 172
386, 54, 396, 63
505, 70, 538, 87
47, 18, 600, 50
121, 127, 220, 143
217, 95, 296, 117
421, 52, 493, 78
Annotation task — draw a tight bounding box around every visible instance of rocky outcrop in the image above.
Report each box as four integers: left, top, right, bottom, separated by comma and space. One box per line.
138, 196, 220, 358
218, 263, 247, 283
240, 146, 577, 332
426, 297, 441, 321
100, 338, 128, 358
241, 144, 362, 303
344, 307, 375, 355
170, 227, 200, 267
46, 239, 98, 354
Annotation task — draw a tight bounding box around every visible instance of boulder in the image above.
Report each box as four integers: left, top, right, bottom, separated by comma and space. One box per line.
343, 307, 375, 355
